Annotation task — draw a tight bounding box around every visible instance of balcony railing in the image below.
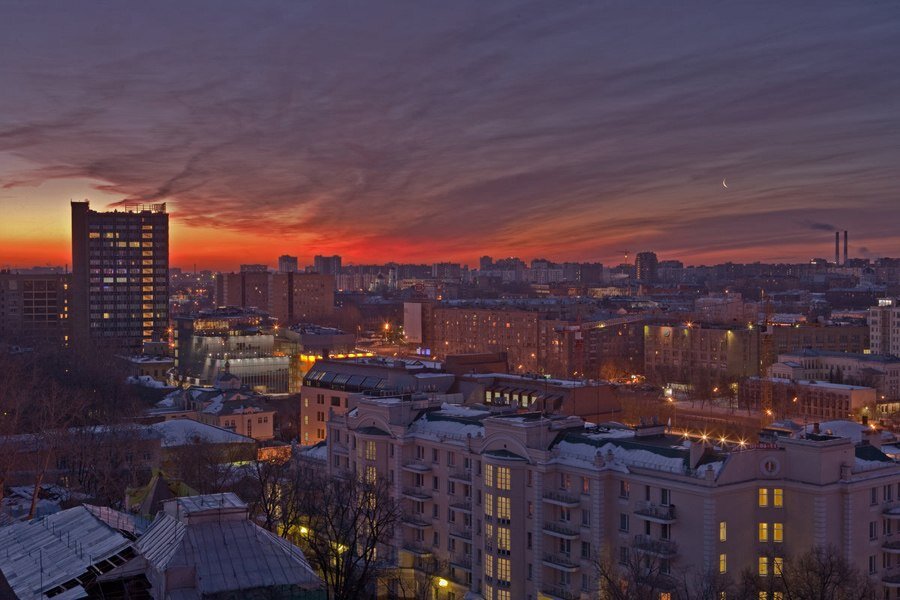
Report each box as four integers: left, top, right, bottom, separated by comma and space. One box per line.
401, 514, 431, 529
633, 534, 678, 557
450, 500, 473, 512
634, 502, 677, 523
541, 584, 581, 600
401, 487, 432, 501
543, 490, 580, 507
542, 521, 580, 539
449, 469, 472, 482
450, 556, 473, 571
542, 552, 579, 572
449, 525, 472, 540
401, 461, 431, 473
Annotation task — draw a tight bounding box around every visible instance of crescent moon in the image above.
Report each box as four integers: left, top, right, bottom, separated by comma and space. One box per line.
722, 178, 728, 188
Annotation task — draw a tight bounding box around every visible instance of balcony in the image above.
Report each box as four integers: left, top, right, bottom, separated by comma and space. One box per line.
449, 469, 472, 482
541, 584, 581, 600
632, 534, 677, 557
402, 487, 432, 501
884, 573, 900, 588
401, 514, 431, 529
884, 540, 900, 554
885, 507, 900, 520
448, 525, 472, 540
450, 500, 473, 513
542, 521, 580, 540
634, 502, 677, 524
543, 491, 580, 508
401, 461, 431, 473
542, 552, 579, 572
450, 556, 473, 571
402, 542, 432, 556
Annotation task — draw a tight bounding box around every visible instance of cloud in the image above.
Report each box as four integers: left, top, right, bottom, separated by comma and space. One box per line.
1, 1, 899, 265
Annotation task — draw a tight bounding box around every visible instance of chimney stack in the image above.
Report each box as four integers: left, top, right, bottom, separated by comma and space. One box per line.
843, 230, 848, 264
835, 232, 840, 265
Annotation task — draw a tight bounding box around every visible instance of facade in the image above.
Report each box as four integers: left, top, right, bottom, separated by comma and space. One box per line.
739, 377, 877, 421
644, 323, 760, 386
871, 298, 900, 358
769, 350, 900, 403
635, 251, 659, 283
326, 394, 900, 599
314, 254, 342, 275
215, 271, 334, 326
299, 357, 453, 446
762, 323, 871, 370
278, 254, 299, 273
70, 201, 169, 351
0, 270, 70, 347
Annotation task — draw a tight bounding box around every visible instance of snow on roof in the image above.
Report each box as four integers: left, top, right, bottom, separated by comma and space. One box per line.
0, 505, 134, 599
138, 497, 321, 594
408, 413, 484, 442
127, 375, 173, 389
150, 419, 254, 447
299, 441, 328, 461
803, 420, 881, 443
438, 403, 491, 418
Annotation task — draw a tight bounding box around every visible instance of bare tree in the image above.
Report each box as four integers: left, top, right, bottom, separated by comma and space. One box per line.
594, 547, 680, 600
735, 546, 876, 600
392, 554, 451, 600
292, 470, 401, 600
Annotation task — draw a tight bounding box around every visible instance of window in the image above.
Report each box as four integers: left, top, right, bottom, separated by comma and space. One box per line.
485, 554, 494, 578
719, 553, 727, 574
759, 522, 769, 543
719, 521, 727, 542
773, 522, 783, 543
498, 527, 510, 554
758, 556, 769, 576
869, 554, 877, 574
582, 510, 590, 526
485, 493, 493, 517
560, 507, 571, 522
560, 473, 571, 490
620, 513, 630, 532
773, 556, 783, 576
661, 488, 671, 505
365, 441, 376, 460
485, 464, 494, 487
870, 521, 878, 540
497, 496, 510, 521
773, 488, 783, 508
582, 476, 590, 494
527, 532, 532, 549
872, 487, 878, 505
331, 396, 340, 407
581, 541, 591, 559
758, 488, 769, 507
496, 467, 510, 490
619, 546, 628, 564
432, 448, 439, 463
620, 481, 630, 498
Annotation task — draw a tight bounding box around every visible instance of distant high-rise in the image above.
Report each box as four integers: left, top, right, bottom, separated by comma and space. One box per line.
313, 255, 342, 275
634, 251, 659, 283
70, 201, 169, 351
240, 264, 269, 273
479, 255, 493, 271
0, 270, 70, 347
277, 255, 299, 273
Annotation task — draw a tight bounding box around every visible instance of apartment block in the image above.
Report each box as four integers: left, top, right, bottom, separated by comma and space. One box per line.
215, 271, 334, 326
739, 377, 877, 421
644, 323, 759, 386
770, 349, 900, 403
325, 394, 900, 599
70, 201, 169, 351
0, 270, 70, 347
871, 299, 900, 358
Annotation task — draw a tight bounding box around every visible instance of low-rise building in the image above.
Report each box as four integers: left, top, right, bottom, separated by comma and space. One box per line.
770, 349, 900, 403
739, 377, 877, 421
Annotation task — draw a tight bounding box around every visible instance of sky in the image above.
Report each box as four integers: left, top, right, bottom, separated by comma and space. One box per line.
1, 1, 899, 271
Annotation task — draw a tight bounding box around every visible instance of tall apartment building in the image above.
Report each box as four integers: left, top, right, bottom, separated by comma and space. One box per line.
871, 299, 900, 358
215, 271, 334, 326
313, 254, 342, 276
278, 255, 299, 273
635, 251, 659, 283
70, 201, 169, 351
0, 271, 70, 347
325, 394, 900, 599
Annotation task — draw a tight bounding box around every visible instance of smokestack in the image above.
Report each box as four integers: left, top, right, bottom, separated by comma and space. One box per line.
835, 231, 840, 265
843, 230, 848, 264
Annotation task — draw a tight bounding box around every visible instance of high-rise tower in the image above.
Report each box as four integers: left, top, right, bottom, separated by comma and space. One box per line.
71, 201, 169, 351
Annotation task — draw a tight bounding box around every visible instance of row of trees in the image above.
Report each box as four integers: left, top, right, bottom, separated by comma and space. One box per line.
596, 545, 876, 600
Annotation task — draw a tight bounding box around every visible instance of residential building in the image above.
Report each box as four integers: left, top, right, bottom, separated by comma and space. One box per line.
761, 323, 870, 371
769, 349, 900, 404
278, 254, 299, 273
152, 386, 277, 441
299, 357, 453, 446
215, 271, 334, 326
739, 377, 877, 421
70, 201, 169, 351
871, 298, 900, 357
635, 251, 659, 283
314, 254, 342, 275
644, 323, 760, 387
0, 270, 70, 347
326, 394, 900, 599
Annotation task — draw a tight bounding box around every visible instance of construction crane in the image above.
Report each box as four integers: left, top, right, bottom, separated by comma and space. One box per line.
616, 249, 631, 262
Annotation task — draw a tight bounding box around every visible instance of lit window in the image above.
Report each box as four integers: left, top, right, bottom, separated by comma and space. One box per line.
485, 464, 494, 488
773, 556, 783, 576
496, 467, 510, 490
773, 488, 783, 508
719, 521, 727, 542
485, 493, 493, 517
497, 558, 510, 581
758, 488, 769, 507
719, 553, 727, 574
758, 522, 769, 543
773, 523, 783, 543
485, 554, 493, 578
365, 441, 376, 461
758, 556, 769, 576
498, 527, 510, 552
497, 496, 510, 520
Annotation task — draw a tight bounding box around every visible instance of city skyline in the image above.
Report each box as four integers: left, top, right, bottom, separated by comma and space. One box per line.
3, 2, 900, 270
